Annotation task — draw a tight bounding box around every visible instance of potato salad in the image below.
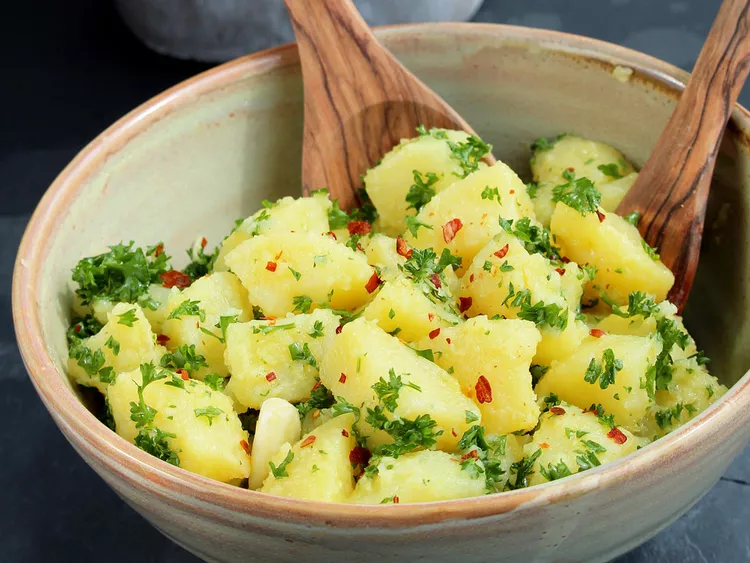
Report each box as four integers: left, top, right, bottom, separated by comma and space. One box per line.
67, 129, 726, 504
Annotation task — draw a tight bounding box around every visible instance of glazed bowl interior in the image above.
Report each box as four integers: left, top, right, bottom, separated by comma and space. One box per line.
13, 22, 750, 563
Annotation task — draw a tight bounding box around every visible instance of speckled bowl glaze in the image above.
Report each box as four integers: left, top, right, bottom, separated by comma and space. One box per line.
13, 24, 750, 563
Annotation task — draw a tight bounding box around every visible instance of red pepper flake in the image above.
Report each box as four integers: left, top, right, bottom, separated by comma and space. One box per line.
446, 338, 451, 344
567, 167, 575, 172
311, 380, 321, 392
365, 271, 381, 294
430, 273, 442, 288
396, 236, 412, 259
442, 218, 463, 244
265, 261, 277, 272
509, 189, 515, 194
561, 256, 571, 264
494, 244, 509, 259
339, 373, 347, 384
300, 435, 317, 448
549, 406, 566, 416
460, 450, 479, 461
349, 446, 371, 466
342, 429, 350, 438
590, 328, 606, 338
475, 375, 493, 404
336, 325, 343, 334
153, 243, 164, 257
156, 334, 170, 345
177, 369, 189, 381
347, 221, 371, 236
160, 270, 191, 289
427, 313, 435, 322
393, 496, 400, 504
73, 324, 82, 333
265, 372, 277, 382
596, 210, 606, 223
555, 267, 566, 276
452, 428, 458, 437
607, 426, 628, 444
469, 273, 475, 283
240, 440, 250, 454
327, 231, 337, 240
200, 237, 207, 248
429, 328, 441, 339
540, 442, 550, 449
459, 296, 473, 313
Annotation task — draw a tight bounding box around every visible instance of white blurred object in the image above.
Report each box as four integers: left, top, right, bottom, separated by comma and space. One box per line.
116, 0, 485, 62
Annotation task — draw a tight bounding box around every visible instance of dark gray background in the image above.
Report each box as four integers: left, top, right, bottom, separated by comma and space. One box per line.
1, 0, 748, 561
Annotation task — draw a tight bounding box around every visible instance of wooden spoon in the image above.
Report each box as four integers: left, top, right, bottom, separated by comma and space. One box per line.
616, 0, 750, 310
284, 0, 494, 211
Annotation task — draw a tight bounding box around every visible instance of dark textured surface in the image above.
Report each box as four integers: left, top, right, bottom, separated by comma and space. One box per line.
1, 1, 748, 562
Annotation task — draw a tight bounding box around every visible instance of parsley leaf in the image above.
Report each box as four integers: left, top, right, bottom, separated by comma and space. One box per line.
404, 215, 433, 238
539, 460, 573, 482
552, 175, 602, 216
481, 186, 501, 202
104, 336, 120, 356
194, 406, 225, 426
204, 373, 226, 391
597, 163, 623, 179
296, 382, 335, 418
289, 342, 318, 368
602, 291, 659, 319
447, 135, 492, 178
506, 449, 542, 490
117, 309, 139, 327
67, 315, 103, 344
71, 241, 171, 306
372, 368, 421, 412
498, 217, 561, 261
642, 240, 661, 261
269, 450, 295, 478
160, 345, 209, 375
167, 300, 206, 322
583, 348, 622, 389
308, 320, 325, 339
292, 295, 314, 314
134, 427, 180, 466
406, 170, 440, 212
183, 244, 219, 281
526, 182, 539, 200
624, 211, 641, 227
642, 317, 690, 400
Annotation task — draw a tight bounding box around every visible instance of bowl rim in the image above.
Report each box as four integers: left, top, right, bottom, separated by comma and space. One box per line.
12, 21, 750, 528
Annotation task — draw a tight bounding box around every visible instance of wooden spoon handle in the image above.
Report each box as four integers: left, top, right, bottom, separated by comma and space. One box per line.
284, 0, 479, 209
616, 0, 750, 308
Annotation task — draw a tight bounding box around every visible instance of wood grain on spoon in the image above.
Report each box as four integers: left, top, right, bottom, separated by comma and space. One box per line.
616, 0, 750, 310
284, 0, 494, 211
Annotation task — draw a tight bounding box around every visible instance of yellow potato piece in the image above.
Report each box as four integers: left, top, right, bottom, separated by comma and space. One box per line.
550, 202, 674, 305
161, 271, 253, 379
225, 232, 375, 318
215, 192, 331, 271
349, 450, 487, 504
68, 303, 163, 393
107, 366, 251, 483
363, 129, 471, 235
261, 413, 357, 502
535, 333, 660, 432
320, 317, 480, 452
404, 162, 534, 273
224, 309, 340, 410
416, 316, 541, 435
522, 403, 642, 487
362, 233, 406, 282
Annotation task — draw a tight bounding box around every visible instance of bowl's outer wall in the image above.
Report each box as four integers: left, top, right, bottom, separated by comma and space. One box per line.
14, 24, 750, 563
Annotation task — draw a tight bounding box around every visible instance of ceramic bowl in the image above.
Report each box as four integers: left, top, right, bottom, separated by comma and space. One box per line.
13, 23, 750, 563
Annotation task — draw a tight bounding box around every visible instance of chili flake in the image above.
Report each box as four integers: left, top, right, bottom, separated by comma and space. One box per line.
349, 446, 371, 466
342, 429, 349, 438
429, 328, 441, 339
347, 221, 371, 236
160, 270, 191, 289
459, 296, 473, 313
442, 218, 463, 244
200, 237, 207, 248
461, 450, 479, 461
240, 440, 250, 454
430, 273, 442, 288
153, 243, 164, 257
446, 338, 451, 344
393, 496, 400, 504
475, 375, 492, 404
336, 325, 343, 334
265, 261, 277, 272
339, 373, 347, 384
311, 380, 322, 391
365, 271, 381, 294
494, 244, 509, 259
607, 426, 628, 444
177, 369, 189, 381
596, 210, 606, 223
156, 334, 170, 345
327, 231, 337, 240
396, 236, 413, 259
555, 267, 566, 276
590, 328, 606, 338
300, 435, 317, 448
266, 372, 277, 382
549, 406, 566, 416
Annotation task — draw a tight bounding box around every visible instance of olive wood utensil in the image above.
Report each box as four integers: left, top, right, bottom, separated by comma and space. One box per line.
616, 0, 750, 310
284, 0, 494, 211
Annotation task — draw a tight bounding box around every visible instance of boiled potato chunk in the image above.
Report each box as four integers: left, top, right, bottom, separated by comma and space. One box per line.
362, 275, 460, 343
550, 202, 674, 305
363, 129, 472, 235
639, 357, 727, 439
320, 318, 479, 451
225, 232, 375, 317
459, 232, 586, 365
68, 303, 163, 393
249, 398, 302, 489
416, 316, 541, 435
530, 135, 636, 226
72, 295, 115, 326
349, 450, 487, 504
261, 413, 357, 502
535, 334, 660, 432
161, 271, 253, 378
523, 403, 641, 487
215, 192, 331, 271
107, 365, 251, 483
224, 309, 340, 410
404, 163, 534, 272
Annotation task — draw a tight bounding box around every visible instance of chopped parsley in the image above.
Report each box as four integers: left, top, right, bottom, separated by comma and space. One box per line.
134, 427, 179, 466
308, 320, 325, 338
71, 241, 170, 306
372, 368, 422, 412
552, 174, 602, 216
289, 342, 318, 368
406, 170, 440, 212
160, 345, 209, 375
117, 309, 139, 327
194, 406, 225, 426
502, 283, 568, 330
526, 182, 539, 199
295, 382, 335, 418
104, 336, 120, 356
624, 211, 641, 227
269, 450, 295, 478
602, 291, 659, 319
583, 348, 623, 389
404, 215, 433, 238
481, 186, 501, 202
183, 244, 219, 281
642, 317, 690, 400
447, 135, 492, 178
204, 373, 226, 391
292, 295, 314, 314
506, 449, 542, 490
539, 460, 573, 481
67, 315, 103, 344
597, 163, 623, 179
167, 299, 206, 322
498, 217, 561, 262
288, 266, 302, 281
641, 240, 661, 261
